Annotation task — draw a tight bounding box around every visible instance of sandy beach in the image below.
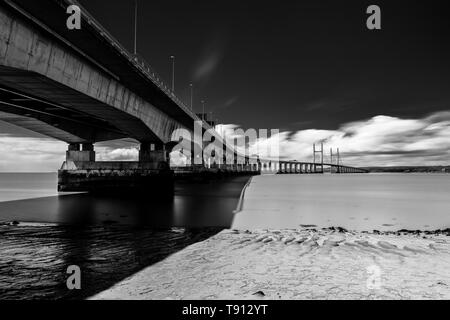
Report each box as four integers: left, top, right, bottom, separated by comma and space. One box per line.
92, 174, 450, 300
92, 228, 450, 300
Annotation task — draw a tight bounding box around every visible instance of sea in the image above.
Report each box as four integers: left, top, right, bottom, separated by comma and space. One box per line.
233, 173, 450, 231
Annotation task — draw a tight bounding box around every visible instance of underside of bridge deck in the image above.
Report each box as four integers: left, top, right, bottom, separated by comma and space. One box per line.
0, 69, 161, 144
0, 0, 263, 194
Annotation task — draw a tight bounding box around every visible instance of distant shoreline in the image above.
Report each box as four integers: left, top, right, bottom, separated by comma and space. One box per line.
0, 167, 449, 174
364, 166, 450, 173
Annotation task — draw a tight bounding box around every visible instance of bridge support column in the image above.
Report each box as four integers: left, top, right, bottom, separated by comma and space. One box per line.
66, 143, 96, 162
139, 142, 168, 164
245, 157, 250, 173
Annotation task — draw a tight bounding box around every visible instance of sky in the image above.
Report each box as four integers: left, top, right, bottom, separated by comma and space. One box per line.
1, 0, 450, 171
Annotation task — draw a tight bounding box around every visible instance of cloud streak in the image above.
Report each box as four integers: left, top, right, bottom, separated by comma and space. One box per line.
192, 32, 227, 83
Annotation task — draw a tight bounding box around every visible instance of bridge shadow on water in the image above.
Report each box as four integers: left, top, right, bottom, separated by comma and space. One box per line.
0, 176, 251, 300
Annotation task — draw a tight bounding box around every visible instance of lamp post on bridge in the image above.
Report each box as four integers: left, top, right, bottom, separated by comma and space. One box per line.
133, 0, 138, 55
330, 148, 333, 174
189, 83, 193, 111
170, 55, 175, 93
201, 100, 206, 122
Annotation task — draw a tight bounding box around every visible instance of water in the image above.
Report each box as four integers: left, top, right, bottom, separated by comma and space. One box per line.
0, 173, 249, 228
233, 173, 450, 231
0, 173, 58, 202
0, 172, 249, 299
1, 172, 449, 231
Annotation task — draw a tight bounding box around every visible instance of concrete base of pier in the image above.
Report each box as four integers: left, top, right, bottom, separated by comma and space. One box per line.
58, 161, 260, 193
58, 161, 174, 195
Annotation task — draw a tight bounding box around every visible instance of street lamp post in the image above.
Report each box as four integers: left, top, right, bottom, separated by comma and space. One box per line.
170, 55, 175, 93
133, 0, 138, 55
201, 100, 205, 121
189, 83, 193, 111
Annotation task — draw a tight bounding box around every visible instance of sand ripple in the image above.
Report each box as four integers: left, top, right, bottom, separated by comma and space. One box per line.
93, 228, 450, 300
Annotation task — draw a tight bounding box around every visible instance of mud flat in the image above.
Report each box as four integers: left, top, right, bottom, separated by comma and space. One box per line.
92, 228, 450, 300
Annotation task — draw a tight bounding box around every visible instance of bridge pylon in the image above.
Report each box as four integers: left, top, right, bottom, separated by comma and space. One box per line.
313, 142, 324, 174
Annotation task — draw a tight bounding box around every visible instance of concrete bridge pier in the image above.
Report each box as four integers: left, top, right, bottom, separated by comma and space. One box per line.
58, 141, 174, 195
139, 142, 169, 165
66, 143, 96, 162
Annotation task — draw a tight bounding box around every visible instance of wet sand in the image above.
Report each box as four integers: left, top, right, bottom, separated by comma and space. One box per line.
93, 228, 450, 300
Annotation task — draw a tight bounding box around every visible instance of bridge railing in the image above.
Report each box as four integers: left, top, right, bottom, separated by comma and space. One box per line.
66, 1, 256, 162
67, 0, 199, 121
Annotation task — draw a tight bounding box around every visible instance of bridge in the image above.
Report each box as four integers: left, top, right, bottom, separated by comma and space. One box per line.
0, 0, 367, 193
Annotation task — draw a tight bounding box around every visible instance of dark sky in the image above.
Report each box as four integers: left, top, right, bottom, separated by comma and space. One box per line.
77, 0, 450, 132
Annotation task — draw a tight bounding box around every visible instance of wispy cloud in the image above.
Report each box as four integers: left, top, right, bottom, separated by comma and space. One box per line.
192, 32, 227, 83
0, 136, 66, 172
221, 96, 239, 109
95, 139, 139, 161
